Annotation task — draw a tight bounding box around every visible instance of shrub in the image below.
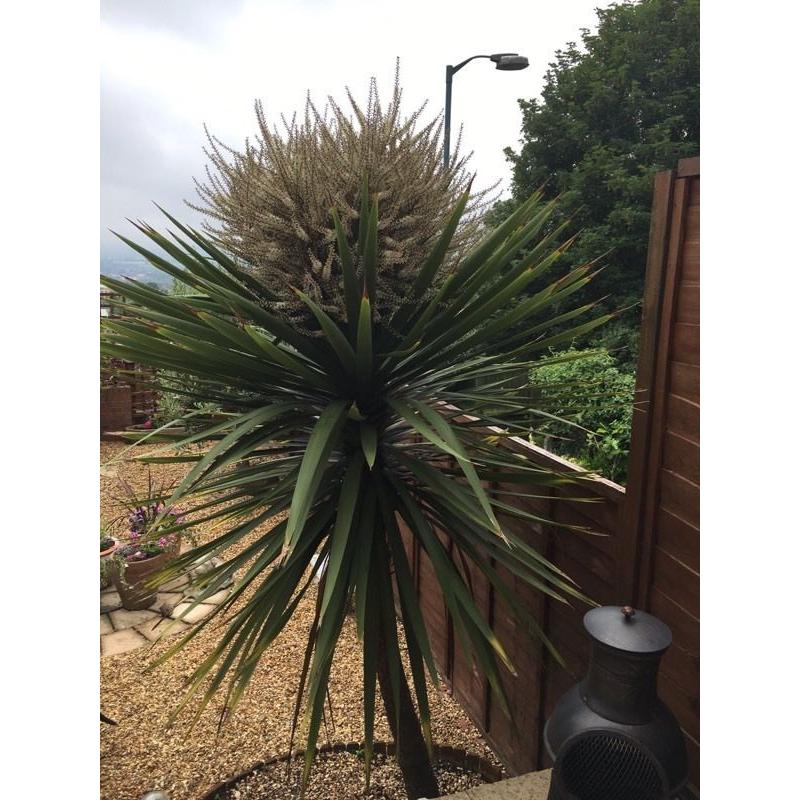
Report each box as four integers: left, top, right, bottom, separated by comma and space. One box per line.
102, 185, 610, 798
590, 318, 640, 375
103, 60, 614, 794
528, 348, 635, 483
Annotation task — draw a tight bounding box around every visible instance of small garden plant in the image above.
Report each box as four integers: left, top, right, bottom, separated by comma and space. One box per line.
110, 472, 184, 563
104, 471, 189, 609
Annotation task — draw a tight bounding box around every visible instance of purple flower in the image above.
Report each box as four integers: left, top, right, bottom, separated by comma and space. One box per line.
158, 537, 168, 548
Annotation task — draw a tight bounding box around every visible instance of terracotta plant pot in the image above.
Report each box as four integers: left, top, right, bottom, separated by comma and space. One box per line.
110, 550, 171, 611
100, 539, 117, 590
109, 532, 183, 610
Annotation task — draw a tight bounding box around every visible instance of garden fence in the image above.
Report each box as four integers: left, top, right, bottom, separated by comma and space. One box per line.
399, 157, 700, 795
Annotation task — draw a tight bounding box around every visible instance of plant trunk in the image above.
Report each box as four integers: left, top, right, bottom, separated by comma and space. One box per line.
376, 642, 440, 799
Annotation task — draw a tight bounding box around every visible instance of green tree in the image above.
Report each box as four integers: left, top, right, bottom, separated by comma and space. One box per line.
494, 0, 699, 361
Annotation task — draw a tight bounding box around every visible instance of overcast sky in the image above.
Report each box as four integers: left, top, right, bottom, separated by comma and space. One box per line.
100, 0, 603, 261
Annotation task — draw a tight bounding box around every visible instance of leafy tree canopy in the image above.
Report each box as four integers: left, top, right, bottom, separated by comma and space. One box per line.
493, 0, 699, 362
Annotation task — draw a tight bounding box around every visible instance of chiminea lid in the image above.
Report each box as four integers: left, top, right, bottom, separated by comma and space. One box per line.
584, 605, 672, 655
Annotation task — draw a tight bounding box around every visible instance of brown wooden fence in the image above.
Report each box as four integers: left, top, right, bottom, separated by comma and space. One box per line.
100, 292, 157, 432
624, 156, 700, 792
399, 157, 700, 795
100, 359, 157, 432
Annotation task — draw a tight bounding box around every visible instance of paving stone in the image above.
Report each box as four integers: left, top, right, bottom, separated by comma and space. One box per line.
136, 618, 189, 642
109, 608, 160, 631
161, 575, 189, 591
171, 601, 216, 624
101, 628, 148, 657
188, 571, 234, 590
185, 588, 230, 605
100, 590, 122, 613
202, 588, 231, 605
149, 591, 184, 611
434, 770, 551, 800
191, 557, 223, 577
189, 572, 234, 591
100, 614, 114, 635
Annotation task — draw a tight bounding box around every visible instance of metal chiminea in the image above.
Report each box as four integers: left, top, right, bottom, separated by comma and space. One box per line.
544, 606, 687, 800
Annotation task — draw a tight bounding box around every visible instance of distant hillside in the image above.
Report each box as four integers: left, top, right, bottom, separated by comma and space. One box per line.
100, 257, 171, 288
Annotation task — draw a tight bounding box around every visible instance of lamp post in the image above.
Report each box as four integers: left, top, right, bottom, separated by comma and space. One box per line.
443, 52, 529, 168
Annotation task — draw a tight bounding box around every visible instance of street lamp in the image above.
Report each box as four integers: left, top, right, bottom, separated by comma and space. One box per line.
443, 53, 529, 168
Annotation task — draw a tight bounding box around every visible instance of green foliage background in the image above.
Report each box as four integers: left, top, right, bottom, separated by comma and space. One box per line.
529, 349, 635, 483
489, 0, 698, 482
492, 0, 699, 356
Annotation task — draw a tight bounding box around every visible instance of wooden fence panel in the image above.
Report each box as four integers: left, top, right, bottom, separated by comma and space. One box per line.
625, 156, 700, 795
404, 440, 627, 774
101, 357, 156, 427
100, 384, 132, 433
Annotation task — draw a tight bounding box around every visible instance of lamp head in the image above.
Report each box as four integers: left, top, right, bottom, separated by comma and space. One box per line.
490, 53, 529, 71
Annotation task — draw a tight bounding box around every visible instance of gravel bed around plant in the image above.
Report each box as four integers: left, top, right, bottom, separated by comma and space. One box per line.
216, 751, 485, 800
100, 442, 503, 800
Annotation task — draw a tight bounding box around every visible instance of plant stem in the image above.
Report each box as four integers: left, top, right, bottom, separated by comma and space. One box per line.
375, 631, 440, 799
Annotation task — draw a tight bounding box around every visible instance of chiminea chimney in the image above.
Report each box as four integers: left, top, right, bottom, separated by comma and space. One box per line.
544, 606, 688, 800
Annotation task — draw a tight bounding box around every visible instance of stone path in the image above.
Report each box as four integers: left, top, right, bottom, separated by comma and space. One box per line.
100, 558, 233, 657
434, 770, 552, 800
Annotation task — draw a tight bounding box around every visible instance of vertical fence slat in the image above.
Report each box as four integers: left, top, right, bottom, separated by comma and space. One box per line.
619, 167, 677, 601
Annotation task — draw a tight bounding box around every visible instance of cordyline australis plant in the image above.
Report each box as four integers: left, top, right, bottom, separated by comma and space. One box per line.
190, 65, 492, 331
100, 183, 611, 800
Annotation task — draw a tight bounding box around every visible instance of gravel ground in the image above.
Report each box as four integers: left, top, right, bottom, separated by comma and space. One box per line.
100, 442, 501, 800
220, 751, 484, 800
